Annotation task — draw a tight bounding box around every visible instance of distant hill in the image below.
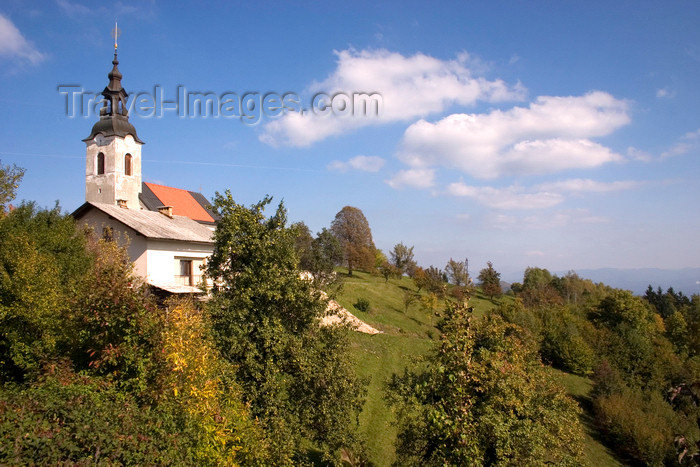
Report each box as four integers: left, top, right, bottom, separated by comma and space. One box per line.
555, 268, 700, 296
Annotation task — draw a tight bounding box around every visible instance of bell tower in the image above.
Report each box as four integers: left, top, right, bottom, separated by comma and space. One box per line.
83, 24, 144, 210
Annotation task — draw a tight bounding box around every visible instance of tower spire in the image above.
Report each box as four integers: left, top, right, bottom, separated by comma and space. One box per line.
83, 22, 144, 210
83, 23, 143, 144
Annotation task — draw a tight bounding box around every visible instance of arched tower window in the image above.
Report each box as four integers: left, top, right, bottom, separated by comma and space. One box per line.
125, 153, 132, 176
97, 152, 105, 175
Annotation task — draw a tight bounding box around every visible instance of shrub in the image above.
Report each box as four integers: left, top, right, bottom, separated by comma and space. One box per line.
593, 387, 678, 465
354, 297, 370, 313
0, 370, 195, 465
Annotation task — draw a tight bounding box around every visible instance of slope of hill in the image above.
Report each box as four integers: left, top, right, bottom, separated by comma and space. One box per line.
331, 269, 622, 466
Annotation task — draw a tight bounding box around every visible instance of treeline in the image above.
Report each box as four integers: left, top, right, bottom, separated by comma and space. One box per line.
500, 267, 700, 465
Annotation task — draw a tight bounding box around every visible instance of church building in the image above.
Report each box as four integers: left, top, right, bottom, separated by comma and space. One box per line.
73, 48, 216, 294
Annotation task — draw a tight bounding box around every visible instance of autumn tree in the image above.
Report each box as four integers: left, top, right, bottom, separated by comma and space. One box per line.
390, 242, 416, 278
159, 299, 268, 464
387, 303, 585, 465
477, 261, 502, 302
414, 265, 447, 297
330, 206, 375, 275
206, 193, 366, 463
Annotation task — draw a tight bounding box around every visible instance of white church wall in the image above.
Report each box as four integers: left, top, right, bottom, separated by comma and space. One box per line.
74, 209, 148, 277
144, 239, 213, 286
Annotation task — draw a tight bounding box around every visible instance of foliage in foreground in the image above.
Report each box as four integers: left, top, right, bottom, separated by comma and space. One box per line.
206, 192, 367, 465
387, 301, 585, 466
0, 204, 266, 465
0, 367, 194, 465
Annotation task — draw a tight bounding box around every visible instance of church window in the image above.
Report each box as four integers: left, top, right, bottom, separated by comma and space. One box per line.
125, 153, 132, 176
97, 152, 105, 175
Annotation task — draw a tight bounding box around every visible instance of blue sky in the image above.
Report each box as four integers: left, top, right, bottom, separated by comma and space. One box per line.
1, 1, 699, 280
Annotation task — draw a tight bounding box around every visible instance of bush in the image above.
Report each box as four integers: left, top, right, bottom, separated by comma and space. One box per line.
0, 370, 195, 465
354, 297, 370, 313
593, 387, 679, 465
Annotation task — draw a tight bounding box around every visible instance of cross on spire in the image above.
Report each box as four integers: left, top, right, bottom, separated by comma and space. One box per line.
111, 21, 120, 53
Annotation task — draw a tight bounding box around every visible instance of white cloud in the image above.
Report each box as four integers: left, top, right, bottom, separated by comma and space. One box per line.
534, 178, 641, 193
0, 13, 46, 66
397, 91, 629, 179
327, 155, 385, 172
56, 0, 91, 16
627, 146, 653, 162
57, 0, 151, 18
446, 177, 640, 210
261, 49, 525, 147
683, 129, 700, 140
486, 208, 609, 230
447, 181, 564, 210
386, 168, 435, 189
656, 88, 674, 98
525, 250, 545, 257
661, 128, 700, 159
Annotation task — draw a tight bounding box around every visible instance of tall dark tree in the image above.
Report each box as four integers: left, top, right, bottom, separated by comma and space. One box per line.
310, 227, 344, 287
206, 193, 366, 463
330, 206, 375, 276
293, 223, 343, 288
477, 261, 502, 302
292, 221, 315, 270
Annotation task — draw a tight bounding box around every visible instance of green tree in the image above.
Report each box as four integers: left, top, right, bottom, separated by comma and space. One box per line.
205, 193, 366, 464
311, 227, 344, 288
378, 260, 400, 283
294, 223, 343, 288
0, 203, 92, 382
445, 258, 469, 286
477, 261, 502, 302
402, 290, 418, 313
666, 310, 689, 355
390, 242, 416, 277
292, 221, 315, 270
0, 161, 25, 215
520, 267, 563, 307
331, 206, 375, 275
387, 304, 584, 466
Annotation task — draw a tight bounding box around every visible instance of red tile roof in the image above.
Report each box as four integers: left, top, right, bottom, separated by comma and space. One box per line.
143, 182, 215, 223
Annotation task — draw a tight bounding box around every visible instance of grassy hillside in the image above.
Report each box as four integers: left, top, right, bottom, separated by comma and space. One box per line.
332, 268, 622, 466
